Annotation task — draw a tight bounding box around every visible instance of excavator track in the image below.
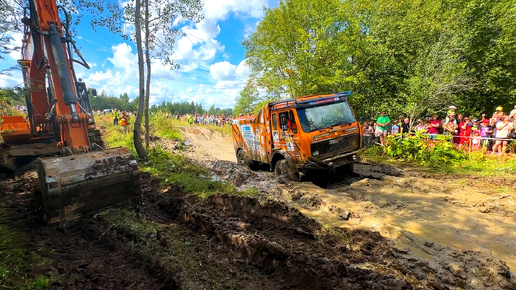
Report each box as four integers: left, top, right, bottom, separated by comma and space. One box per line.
37, 147, 142, 227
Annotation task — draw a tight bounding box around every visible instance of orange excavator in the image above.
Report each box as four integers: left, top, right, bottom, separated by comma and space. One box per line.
0, 0, 141, 226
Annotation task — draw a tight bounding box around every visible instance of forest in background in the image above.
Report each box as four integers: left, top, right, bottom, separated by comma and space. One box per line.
237, 0, 516, 121
89, 91, 233, 116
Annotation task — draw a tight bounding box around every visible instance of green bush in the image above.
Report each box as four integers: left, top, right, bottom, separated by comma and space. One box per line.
369, 132, 464, 167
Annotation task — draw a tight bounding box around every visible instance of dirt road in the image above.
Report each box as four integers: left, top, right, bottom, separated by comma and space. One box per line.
182, 126, 516, 276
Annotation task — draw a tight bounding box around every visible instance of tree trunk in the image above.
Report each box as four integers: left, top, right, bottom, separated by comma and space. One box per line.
144, 0, 151, 148
133, 0, 147, 160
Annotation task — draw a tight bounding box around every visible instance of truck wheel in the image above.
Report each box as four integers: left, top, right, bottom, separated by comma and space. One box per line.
341, 162, 354, 175
335, 163, 354, 178
274, 159, 298, 181
236, 149, 247, 166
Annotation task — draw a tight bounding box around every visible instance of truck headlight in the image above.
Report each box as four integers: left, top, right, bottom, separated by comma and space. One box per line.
312, 151, 319, 156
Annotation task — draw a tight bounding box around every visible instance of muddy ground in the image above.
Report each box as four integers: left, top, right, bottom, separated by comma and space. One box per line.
0, 126, 515, 289
177, 126, 516, 286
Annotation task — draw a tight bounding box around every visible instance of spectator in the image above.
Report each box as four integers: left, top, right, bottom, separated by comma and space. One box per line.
414, 119, 428, 132
471, 130, 482, 151
492, 116, 513, 155
391, 122, 400, 135
445, 106, 457, 123
120, 112, 130, 134
112, 108, 119, 125
444, 114, 458, 142
376, 111, 391, 146
493, 106, 504, 122
509, 105, 516, 121
480, 120, 492, 151
428, 114, 440, 139
459, 117, 472, 148
362, 121, 374, 147
481, 113, 489, 123
400, 117, 411, 136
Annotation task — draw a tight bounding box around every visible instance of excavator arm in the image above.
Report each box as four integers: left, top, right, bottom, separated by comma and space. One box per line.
1, 0, 141, 227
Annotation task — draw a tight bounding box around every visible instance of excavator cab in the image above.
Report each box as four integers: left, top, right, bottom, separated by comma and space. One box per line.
0, 0, 142, 227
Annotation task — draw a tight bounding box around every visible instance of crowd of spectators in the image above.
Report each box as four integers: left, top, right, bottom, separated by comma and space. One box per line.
168, 113, 232, 127
362, 105, 516, 155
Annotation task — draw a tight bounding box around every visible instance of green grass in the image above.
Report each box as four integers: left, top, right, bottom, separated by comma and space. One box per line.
142, 147, 259, 199
98, 113, 258, 199
0, 208, 50, 289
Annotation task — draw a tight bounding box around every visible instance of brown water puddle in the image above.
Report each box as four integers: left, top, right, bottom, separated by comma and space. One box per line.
290, 176, 516, 273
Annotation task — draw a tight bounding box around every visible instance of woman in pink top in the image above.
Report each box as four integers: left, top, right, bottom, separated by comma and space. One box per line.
492, 116, 513, 154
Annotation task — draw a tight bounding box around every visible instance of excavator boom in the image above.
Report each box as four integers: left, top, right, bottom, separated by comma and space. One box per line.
0, 0, 141, 226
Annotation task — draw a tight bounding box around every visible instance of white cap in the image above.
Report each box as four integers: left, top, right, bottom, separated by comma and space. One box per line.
449, 105, 457, 109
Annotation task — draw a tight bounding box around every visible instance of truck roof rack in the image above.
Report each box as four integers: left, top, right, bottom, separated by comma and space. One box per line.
269, 91, 352, 109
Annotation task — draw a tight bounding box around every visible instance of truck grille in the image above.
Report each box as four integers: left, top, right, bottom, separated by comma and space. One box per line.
311, 133, 360, 158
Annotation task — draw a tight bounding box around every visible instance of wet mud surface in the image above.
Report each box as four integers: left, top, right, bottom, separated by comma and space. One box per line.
181, 126, 516, 288
1, 126, 516, 289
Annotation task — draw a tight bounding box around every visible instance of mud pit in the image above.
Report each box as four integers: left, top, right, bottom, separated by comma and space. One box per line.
182, 126, 516, 286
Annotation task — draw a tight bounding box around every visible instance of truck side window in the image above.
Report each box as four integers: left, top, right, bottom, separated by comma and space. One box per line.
272, 114, 278, 130
279, 112, 289, 131
289, 111, 298, 134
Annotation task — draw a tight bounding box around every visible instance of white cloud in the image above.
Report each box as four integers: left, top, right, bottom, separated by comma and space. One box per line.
203, 0, 267, 21
235, 60, 251, 79
210, 61, 237, 81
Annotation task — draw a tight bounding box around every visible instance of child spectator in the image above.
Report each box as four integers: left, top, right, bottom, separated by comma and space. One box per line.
391, 122, 400, 135
480, 121, 492, 151
471, 130, 482, 151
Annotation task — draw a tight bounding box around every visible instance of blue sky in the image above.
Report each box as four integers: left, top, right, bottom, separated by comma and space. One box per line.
0, 0, 278, 109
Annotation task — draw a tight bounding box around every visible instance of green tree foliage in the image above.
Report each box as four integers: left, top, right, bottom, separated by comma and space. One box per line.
243, 0, 516, 120
89, 92, 138, 111
150, 101, 232, 116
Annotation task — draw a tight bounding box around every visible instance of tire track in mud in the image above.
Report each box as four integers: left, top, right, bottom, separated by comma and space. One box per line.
174, 126, 516, 288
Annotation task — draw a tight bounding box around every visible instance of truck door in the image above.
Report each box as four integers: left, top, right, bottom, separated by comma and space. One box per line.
278, 111, 302, 159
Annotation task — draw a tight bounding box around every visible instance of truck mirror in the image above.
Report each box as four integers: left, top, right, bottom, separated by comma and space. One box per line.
91, 88, 97, 96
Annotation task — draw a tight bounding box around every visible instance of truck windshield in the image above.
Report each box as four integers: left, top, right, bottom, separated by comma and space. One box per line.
297, 101, 355, 132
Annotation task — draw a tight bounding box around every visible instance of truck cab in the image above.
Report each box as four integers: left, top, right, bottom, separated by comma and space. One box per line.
232, 91, 362, 181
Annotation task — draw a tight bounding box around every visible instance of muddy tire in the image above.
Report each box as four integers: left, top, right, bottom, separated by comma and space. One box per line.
337, 162, 354, 177
237, 149, 250, 166
274, 159, 298, 181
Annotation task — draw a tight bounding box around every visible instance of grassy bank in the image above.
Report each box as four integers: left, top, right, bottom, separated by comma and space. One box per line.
98, 114, 256, 199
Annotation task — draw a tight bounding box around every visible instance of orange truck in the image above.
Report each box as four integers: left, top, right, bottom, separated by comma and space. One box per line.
232, 91, 363, 181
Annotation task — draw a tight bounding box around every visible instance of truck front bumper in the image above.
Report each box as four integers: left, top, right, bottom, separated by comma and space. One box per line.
302, 148, 364, 171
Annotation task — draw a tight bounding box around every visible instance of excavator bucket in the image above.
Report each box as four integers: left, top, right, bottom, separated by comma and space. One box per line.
37, 147, 142, 227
